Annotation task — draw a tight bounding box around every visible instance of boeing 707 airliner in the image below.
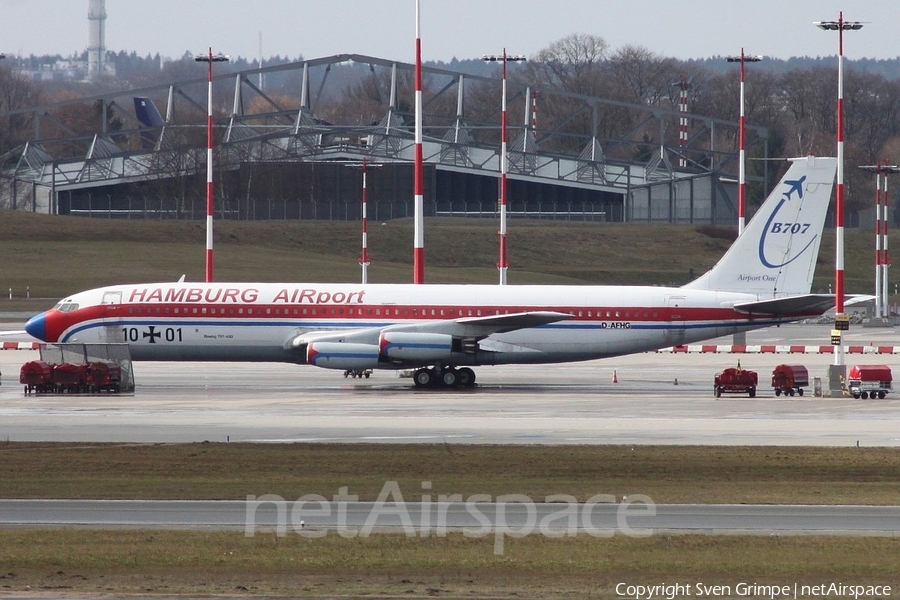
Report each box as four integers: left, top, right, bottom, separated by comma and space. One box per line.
25, 156, 838, 388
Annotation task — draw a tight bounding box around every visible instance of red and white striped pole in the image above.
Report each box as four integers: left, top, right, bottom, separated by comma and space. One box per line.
816, 13, 862, 369
413, 0, 425, 284
678, 80, 688, 168
863, 162, 900, 318
482, 50, 525, 285
876, 163, 884, 318
725, 51, 762, 237
194, 48, 229, 283
883, 169, 892, 317
499, 48, 509, 285
360, 159, 371, 284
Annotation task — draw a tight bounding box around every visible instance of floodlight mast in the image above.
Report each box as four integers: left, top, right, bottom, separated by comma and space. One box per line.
413, 0, 425, 284
482, 50, 526, 285
859, 163, 900, 319
194, 48, 230, 282
814, 13, 863, 372
725, 50, 763, 237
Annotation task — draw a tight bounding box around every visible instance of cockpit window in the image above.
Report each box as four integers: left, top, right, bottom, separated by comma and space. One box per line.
53, 302, 80, 313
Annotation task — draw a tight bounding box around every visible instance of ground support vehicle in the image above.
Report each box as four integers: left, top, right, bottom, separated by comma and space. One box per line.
20, 361, 54, 394
771, 364, 809, 397
714, 365, 758, 398
847, 365, 892, 399
51, 362, 89, 393
86, 360, 122, 392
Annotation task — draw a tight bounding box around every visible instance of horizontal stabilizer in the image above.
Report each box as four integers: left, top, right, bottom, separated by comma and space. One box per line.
733, 294, 835, 316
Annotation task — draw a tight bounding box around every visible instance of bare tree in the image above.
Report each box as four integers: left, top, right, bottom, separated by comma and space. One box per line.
606, 45, 680, 106
524, 33, 609, 95
0, 65, 45, 156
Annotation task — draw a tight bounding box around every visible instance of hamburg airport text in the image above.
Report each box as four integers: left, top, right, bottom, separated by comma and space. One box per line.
128, 287, 366, 304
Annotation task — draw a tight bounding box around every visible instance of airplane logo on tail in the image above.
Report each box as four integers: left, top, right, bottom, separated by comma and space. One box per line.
758, 174, 817, 269
782, 176, 806, 200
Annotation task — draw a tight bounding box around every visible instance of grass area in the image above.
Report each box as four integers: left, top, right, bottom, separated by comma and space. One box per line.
0, 531, 897, 598
0, 208, 887, 306
2, 443, 899, 505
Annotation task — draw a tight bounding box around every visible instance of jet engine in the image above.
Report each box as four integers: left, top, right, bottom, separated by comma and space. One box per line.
379, 331, 469, 361
306, 341, 381, 370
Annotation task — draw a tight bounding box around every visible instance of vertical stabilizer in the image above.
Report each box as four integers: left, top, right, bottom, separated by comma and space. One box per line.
684, 156, 836, 297
133, 97, 165, 148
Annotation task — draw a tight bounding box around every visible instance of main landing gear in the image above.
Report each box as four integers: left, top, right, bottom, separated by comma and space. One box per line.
413, 366, 476, 389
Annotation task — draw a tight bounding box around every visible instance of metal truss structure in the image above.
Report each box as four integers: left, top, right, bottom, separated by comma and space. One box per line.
0, 54, 768, 224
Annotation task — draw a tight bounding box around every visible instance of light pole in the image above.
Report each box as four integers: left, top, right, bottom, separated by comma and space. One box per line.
815, 14, 862, 380
194, 48, 230, 283
413, 0, 425, 284
859, 162, 899, 320
725, 50, 762, 237
482, 50, 526, 285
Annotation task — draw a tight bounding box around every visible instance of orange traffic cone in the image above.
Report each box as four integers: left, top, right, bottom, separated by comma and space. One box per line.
612, 370, 618, 383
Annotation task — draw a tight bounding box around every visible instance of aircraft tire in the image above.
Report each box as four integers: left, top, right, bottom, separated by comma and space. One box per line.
457, 367, 476, 388
775, 389, 782, 397
879, 391, 886, 399
748, 387, 756, 398
414, 368, 435, 388
441, 368, 458, 387
861, 391, 869, 400
798, 388, 804, 396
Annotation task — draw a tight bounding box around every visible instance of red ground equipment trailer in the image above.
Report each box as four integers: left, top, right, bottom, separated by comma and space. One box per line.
847, 364, 892, 399
20, 360, 54, 394
714, 364, 758, 398
86, 361, 122, 393
51, 362, 89, 393
771, 364, 809, 397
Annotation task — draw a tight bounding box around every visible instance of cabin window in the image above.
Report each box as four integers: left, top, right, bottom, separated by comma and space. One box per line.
201, 308, 207, 314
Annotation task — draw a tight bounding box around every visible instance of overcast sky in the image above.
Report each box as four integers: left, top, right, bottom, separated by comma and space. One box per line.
1, 1, 899, 64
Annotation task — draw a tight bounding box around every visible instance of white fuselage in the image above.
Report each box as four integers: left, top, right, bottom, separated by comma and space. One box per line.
34, 282, 802, 367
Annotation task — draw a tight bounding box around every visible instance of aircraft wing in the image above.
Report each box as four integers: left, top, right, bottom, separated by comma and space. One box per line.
732, 294, 836, 316
285, 311, 572, 352
452, 310, 573, 332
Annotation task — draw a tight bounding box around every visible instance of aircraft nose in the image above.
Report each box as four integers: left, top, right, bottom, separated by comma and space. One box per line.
24, 312, 47, 341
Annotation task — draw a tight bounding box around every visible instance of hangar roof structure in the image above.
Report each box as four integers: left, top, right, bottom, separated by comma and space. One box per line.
0, 54, 767, 223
